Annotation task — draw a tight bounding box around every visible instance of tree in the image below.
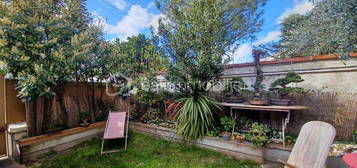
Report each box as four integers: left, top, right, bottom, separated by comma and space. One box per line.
68, 25, 115, 123
111, 34, 166, 76
0, 0, 92, 136
155, 0, 266, 139
279, 0, 357, 59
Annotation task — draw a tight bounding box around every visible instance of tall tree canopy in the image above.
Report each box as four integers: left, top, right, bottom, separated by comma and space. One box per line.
112, 34, 166, 76
0, 0, 91, 101
279, 0, 357, 59
0, 0, 116, 135
155, 0, 266, 95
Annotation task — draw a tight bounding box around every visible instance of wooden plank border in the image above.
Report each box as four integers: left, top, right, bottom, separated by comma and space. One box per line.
19, 121, 105, 147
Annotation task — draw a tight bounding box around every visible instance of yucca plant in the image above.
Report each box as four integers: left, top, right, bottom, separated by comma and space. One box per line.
175, 93, 221, 140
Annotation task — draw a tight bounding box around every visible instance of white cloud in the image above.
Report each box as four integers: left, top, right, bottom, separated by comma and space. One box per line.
147, 2, 156, 9
277, 0, 314, 24
91, 11, 107, 27
107, 0, 128, 11
232, 43, 253, 63
94, 5, 162, 41
230, 31, 281, 63
149, 14, 165, 33
255, 31, 281, 45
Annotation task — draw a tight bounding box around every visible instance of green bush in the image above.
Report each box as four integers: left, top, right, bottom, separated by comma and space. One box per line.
220, 117, 235, 133
223, 77, 247, 96
247, 122, 271, 147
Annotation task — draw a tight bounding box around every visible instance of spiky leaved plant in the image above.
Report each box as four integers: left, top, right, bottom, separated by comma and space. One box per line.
175, 93, 221, 140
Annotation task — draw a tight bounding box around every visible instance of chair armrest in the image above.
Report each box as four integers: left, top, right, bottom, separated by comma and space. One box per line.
277, 159, 297, 168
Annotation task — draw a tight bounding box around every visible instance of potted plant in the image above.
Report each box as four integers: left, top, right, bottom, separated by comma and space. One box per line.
223, 77, 247, 103
234, 132, 246, 143
247, 122, 270, 147
79, 111, 90, 127
352, 130, 357, 144
248, 48, 269, 106
269, 72, 304, 106
220, 116, 235, 141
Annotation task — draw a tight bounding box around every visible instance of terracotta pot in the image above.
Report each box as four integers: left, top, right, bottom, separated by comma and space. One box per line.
236, 137, 244, 143
248, 99, 269, 106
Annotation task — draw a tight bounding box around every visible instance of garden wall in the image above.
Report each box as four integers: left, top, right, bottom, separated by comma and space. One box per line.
222, 53, 357, 93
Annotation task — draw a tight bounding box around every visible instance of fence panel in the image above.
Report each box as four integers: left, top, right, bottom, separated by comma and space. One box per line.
0, 76, 6, 156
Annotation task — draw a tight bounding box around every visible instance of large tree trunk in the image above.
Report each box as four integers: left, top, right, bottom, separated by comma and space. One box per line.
25, 101, 36, 137
35, 97, 45, 135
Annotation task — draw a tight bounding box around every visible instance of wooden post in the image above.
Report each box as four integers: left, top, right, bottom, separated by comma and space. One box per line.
25, 101, 36, 137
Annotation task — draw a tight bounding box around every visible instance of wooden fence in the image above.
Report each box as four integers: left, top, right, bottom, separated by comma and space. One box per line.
288, 92, 357, 140
4, 80, 134, 136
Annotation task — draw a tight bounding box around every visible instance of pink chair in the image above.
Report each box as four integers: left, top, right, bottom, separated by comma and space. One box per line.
343, 153, 357, 168
101, 111, 129, 155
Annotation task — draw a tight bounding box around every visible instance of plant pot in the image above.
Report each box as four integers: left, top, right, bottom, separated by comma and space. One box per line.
270, 99, 291, 106
79, 122, 90, 127
352, 134, 357, 144
248, 99, 269, 106
225, 95, 244, 103
222, 133, 231, 141
236, 137, 245, 143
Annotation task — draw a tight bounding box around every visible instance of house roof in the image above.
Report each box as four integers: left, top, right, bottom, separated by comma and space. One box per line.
225, 53, 357, 69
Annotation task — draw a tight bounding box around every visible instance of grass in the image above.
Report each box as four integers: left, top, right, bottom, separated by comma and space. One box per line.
36, 132, 258, 168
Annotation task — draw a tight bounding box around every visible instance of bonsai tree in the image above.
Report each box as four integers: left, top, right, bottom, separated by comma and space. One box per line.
223, 77, 247, 97
269, 72, 305, 99
220, 116, 235, 141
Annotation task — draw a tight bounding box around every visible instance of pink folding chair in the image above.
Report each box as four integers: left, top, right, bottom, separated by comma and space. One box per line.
101, 111, 129, 155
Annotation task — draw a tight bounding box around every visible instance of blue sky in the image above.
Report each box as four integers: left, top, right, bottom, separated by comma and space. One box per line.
86, 0, 314, 63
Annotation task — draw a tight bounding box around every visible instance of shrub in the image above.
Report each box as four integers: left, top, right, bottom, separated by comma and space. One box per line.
220, 117, 235, 133
247, 122, 271, 147
176, 94, 220, 140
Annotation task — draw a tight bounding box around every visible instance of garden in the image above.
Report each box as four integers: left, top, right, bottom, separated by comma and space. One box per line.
0, 0, 356, 168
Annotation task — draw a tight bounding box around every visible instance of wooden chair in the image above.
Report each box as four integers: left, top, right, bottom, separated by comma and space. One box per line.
278, 121, 336, 168
101, 111, 129, 155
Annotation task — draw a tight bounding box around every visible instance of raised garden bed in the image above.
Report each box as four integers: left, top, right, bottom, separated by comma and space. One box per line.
130, 122, 266, 163
18, 122, 106, 162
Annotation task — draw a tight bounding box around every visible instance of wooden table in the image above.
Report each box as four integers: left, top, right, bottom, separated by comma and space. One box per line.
220, 102, 309, 146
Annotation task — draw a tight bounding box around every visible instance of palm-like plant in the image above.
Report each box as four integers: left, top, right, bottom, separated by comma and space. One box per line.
175, 93, 221, 140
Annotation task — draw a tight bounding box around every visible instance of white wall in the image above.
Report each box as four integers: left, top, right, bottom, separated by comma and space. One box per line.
155, 57, 357, 93
222, 58, 357, 93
